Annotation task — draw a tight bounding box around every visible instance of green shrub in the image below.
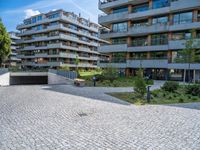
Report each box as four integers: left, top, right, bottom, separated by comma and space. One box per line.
185, 84, 200, 96
95, 74, 105, 81
102, 65, 118, 83
192, 97, 197, 101
178, 97, 184, 103
162, 81, 179, 92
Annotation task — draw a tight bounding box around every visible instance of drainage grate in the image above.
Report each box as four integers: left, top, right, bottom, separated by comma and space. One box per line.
78, 113, 88, 117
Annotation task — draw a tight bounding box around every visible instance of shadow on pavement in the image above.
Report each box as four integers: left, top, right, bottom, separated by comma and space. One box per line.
42, 85, 131, 106
165, 103, 200, 110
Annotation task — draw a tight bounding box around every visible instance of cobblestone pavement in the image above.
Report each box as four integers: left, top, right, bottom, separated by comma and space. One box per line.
0, 85, 200, 150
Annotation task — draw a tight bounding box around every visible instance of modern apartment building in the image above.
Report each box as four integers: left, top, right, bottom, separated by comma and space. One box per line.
16, 9, 107, 70
98, 0, 200, 81
6, 32, 21, 67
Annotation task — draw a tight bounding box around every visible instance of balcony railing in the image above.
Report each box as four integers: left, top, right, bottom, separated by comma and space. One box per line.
99, 0, 118, 5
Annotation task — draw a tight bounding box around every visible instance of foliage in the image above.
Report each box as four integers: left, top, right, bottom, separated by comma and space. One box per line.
0, 18, 11, 66
175, 29, 200, 82
162, 81, 179, 92
59, 66, 70, 71
133, 69, 146, 98
109, 86, 200, 105
102, 64, 118, 83
185, 84, 200, 96
74, 52, 80, 73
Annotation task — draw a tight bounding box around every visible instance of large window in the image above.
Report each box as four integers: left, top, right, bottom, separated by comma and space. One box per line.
112, 22, 128, 32
112, 38, 127, 45
32, 17, 36, 24
37, 15, 42, 21
152, 16, 168, 24
151, 34, 168, 45
132, 20, 149, 27
173, 12, 193, 24
112, 53, 126, 63
132, 3, 149, 13
132, 37, 148, 46
151, 52, 167, 59
132, 52, 147, 59
172, 32, 192, 40
152, 0, 169, 9
113, 6, 128, 14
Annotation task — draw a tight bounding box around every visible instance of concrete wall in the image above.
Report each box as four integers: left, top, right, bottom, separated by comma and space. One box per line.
0, 72, 10, 86
48, 73, 73, 85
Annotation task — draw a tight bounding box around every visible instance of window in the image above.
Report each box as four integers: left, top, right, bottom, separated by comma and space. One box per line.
37, 15, 42, 21
132, 3, 149, 13
151, 34, 168, 45
151, 51, 167, 59
133, 20, 149, 27
112, 53, 126, 63
132, 37, 148, 46
50, 22, 58, 26
48, 13, 60, 19
24, 19, 31, 25
152, 16, 168, 24
37, 25, 43, 30
113, 6, 128, 14
112, 22, 128, 32
152, 0, 169, 9
69, 24, 78, 31
133, 52, 147, 59
32, 17, 36, 23
112, 38, 127, 45
173, 12, 193, 24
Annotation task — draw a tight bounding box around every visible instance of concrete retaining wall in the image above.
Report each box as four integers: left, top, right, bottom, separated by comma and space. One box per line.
0, 72, 10, 86
48, 73, 73, 85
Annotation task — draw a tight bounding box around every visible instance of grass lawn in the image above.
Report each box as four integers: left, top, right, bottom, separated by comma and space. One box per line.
79, 70, 102, 77
80, 71, 154, 87
108, 86, 200, 105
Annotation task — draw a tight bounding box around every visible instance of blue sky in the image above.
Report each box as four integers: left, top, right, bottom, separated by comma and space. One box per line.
0, 0, 101, 32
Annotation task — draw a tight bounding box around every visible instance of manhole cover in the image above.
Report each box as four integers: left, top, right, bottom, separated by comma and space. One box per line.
78, 113, 88, 117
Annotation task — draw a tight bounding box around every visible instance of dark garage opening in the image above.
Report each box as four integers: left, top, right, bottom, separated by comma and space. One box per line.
10, 76, 48, 85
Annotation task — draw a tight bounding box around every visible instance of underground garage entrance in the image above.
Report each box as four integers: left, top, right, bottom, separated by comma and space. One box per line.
10, 72, 48, 85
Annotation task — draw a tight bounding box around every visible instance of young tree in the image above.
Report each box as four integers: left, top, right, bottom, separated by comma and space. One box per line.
133, 68, 146, 99
102, 64, 118, 83
74, 54, 80, 72
175, 29, 200, 83
0, 18, 11, 67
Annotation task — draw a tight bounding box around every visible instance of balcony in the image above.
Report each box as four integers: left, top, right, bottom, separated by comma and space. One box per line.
129, 23, 169, 36
98, 44, 127, 53
98, 61, 127, 68
99, 0, 148, 11
99, 12, 128, 25
128, 44, 168, 52
99, 0, 200, 25
127, 59, 168, 68
169, 39, 200, 50
168, 63, 200, 70
99, 6, 170, 25
170, 0, 200, 12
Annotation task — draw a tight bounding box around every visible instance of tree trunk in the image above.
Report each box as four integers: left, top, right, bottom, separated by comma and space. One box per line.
183, 69, 186, 83
193, 69, 196, 84
188, 63, 191, 84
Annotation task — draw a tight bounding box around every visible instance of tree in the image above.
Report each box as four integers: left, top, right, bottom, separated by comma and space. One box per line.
102, 64, 118, 83
175, 29, 200, 83
0, 18, 11, 67
133, 68, 146, 99
74, 53, 80, 73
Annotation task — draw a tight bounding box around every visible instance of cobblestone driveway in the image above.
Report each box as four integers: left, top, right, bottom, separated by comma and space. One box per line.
0, 85, 200, 150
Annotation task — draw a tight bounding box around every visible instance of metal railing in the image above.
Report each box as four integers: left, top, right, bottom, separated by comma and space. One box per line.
49, 69, 77, 79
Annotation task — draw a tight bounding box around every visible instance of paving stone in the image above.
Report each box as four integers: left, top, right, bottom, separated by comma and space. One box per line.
0, 84, 200, 149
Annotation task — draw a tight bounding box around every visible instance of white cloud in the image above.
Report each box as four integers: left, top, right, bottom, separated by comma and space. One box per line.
24, 9, 40, 18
